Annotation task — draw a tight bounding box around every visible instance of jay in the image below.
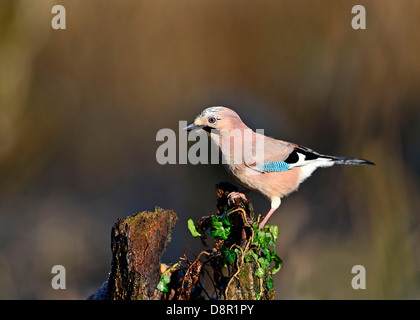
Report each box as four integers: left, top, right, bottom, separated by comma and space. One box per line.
185, 106, 374, 230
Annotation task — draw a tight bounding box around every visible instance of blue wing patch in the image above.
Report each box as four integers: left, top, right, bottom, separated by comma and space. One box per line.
255, 161, 291, 172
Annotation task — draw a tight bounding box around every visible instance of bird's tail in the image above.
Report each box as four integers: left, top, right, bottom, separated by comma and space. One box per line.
288, 144, 375, 167
329, 156, 375, 166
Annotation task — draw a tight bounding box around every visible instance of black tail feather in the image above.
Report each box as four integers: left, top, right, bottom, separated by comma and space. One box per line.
330, 156, 375, 166
290, 145, 375, 166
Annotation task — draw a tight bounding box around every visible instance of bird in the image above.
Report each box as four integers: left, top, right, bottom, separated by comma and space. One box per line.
185, 106, 374, 230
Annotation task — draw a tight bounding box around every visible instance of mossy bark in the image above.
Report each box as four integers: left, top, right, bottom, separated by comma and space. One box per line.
225, 261, 275, 300
88, 207, 177, 300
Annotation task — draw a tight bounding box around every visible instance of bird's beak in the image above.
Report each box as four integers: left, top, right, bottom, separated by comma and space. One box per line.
184, 122, 203, 132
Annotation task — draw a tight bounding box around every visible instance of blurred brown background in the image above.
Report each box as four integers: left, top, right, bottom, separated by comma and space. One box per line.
0, 0, 419, 299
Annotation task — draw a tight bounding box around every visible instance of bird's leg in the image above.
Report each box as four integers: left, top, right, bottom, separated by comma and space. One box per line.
258, 197, 281, 230
227, 190, 251, 206
258, 208, 277, 230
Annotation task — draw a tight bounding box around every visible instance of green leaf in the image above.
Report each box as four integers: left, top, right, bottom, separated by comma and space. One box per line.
221, 215, 232, 226
162, 274, 171, 284
263, 248, 271, 260
157, 281, 168, 292
252, 222, 259, 231
225, 250, 236, 263
248, 249, 259, 262
187, 219, 202, 238
157, 273, 171, 293
262, 225, 271, 232
211, 229, 221, 237
263, 233, 273, 247
266, 276, 274, 291
211, 216, 221, 224
272, 253, 283, 274
269, 225, 279, 240
258, 257, 270, 270
255, 267, 265, 278
210, 218, 231, 239
221, 227, 231, 239
213, 221, 223, 228
257, 230, 265, 240
211, 221, 224, 237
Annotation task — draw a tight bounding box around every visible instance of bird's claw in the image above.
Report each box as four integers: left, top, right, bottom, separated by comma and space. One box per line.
227, 191, 248, 206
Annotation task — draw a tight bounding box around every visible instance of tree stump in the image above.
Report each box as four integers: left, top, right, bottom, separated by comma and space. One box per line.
88, 207, 177, 300
89, 182, 280, 300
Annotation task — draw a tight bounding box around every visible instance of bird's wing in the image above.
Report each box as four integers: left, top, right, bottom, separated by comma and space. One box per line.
245, 137, 333, 173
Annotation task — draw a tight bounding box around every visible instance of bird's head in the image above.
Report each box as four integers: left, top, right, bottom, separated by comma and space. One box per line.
184, 106, 244, 134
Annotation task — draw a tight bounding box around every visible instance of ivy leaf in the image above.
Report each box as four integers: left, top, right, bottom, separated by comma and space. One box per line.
252, 222, 260, 231
157, 281, 168, 292
157, 274, 171, 292
225, 250, 236, 263
265, 233, 274, 247
263, 248, 271, 261
210, 216, 231, 240
212, 221, 223, 229
211, 216, 222, 225
221, 227, 231, 240
269, 225, 279, 240
187, 219, 202, 237
221, 215, 232, 226
248, 249, 259, 262
266, 276, 274, 291
272, 253, 283, 274
255, 267, 265, 278
211, 228, 221, 237
212, 226, 230, 239
222, 227, 231, 239
258, 257, 270, 270
162, 274, 171, 284
257, 230, 265, 240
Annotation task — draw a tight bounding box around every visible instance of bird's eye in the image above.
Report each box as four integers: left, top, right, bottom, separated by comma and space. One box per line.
208, 116, 217, 124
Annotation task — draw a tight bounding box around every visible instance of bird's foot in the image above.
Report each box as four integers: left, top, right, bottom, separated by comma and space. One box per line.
227, 191, 249, 206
